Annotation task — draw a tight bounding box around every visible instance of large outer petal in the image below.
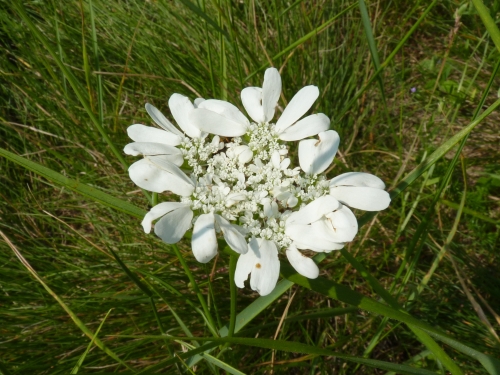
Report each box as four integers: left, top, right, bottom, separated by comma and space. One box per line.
312, 205, 358, 243
141, 202, 190, 233
168, 93, 202, 138
286, 195, 339, 225
124, 143, 184, 166
278, 113, 330, 141
154, 206, 193, 243
192, 213, 218, 263
241, 87, 264, 123
262, 68, 281, 122
215, 215, 248, 254
329, 172, 386, 189
294, 239, 345, 252
148, 156, 194, 187
286, 244, 319, 279
298, 130, 340, 175
275, 85, 319, 133
145, 103, 183, 136
189, 108, 247, 137
286, 223, 344, 251
127, 124, 181, 146
329, 186, 390, 211
249, 239, 280, 296
234, 241, 258, 288
128, 158, 194, 196
198, 99, 249, 126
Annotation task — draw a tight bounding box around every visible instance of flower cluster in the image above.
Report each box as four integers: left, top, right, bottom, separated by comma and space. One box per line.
124, 68, 390, 296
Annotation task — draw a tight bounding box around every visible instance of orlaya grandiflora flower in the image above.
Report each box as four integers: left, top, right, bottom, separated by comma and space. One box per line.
125, 67, 390, 296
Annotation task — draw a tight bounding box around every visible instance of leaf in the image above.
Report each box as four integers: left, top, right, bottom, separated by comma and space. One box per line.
0, 148, 145, 219
125, 335, 440, 375
280, 262, 500, 375
471, 0, 500, 53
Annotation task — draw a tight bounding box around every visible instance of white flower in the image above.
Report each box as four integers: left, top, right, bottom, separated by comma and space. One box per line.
235, 237, 280, 296
125, 67, 391, 296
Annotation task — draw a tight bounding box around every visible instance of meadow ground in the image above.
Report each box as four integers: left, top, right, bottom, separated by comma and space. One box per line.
1, 1, 499, 374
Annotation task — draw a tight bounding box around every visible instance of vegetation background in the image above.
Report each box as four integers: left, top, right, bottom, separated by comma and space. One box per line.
1, 0, 499, 374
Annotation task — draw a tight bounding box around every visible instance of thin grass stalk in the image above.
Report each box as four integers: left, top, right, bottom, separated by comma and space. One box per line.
201, 0, 217, 95
0, 230, 133, 371
357, 0, 400, 152
340, 249, 464, 375
70, 309, 113, 374
171, 244, 219, 337
245, 2, 357, 81
392, 56, 500, 294
88, 0, 104, 129
11, 2, 129, 169
336, 0, 438, 123
52, 2, 67, 97
416, 157, 468, 295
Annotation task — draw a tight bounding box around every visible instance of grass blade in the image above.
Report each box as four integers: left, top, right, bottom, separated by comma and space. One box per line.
472, 0, 500, 52
0, 231, 134, 372
11, 2, 128, 169
280, 262, 500, 374
0, 148, 145, 219
123, 335, 441, 375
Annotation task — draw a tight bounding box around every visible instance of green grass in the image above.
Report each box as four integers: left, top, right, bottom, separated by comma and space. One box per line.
1, 0, 500, 374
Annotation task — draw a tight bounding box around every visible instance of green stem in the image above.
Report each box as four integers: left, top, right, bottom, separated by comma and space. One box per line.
171, 244, 219, 337
228, 253, 238, 337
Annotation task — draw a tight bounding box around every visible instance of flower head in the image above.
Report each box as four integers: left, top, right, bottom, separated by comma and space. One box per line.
125, 68, 390, 296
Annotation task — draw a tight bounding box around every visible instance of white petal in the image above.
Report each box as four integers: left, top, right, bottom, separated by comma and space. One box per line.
215, 215, 248, 254
235, 241, 258, 288
286, 244, 319, 279
329, 186, 391, 211
286, 224, 344, 251
329, 172, 386, 189
154, 206, 193, 243
127, 124, 182, 146
147, 156, 194, 187
275, 85, 319, 133
168, 93, 201, 138
145, 103, 183, 136
262, 68, 281, 122
286, 195, 340, 225
298, 130, 340, 175
294, 239, 344, 252
249, 239, 280, 296
278, 113, 330, 141
141, 202, 190, 233
194, 98, 205, 107
192, 213, 218, 263
271, 151, 281, 169
189, 108, 247, 137
241, 87, 265, 123
287, 195, 298, 207
280, 158, 290, 170
313, 205, 358, 242
198, 99, 249, 126
124, 143, 184, 166
128, 158, 194, 196
239, 148, 253, 164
